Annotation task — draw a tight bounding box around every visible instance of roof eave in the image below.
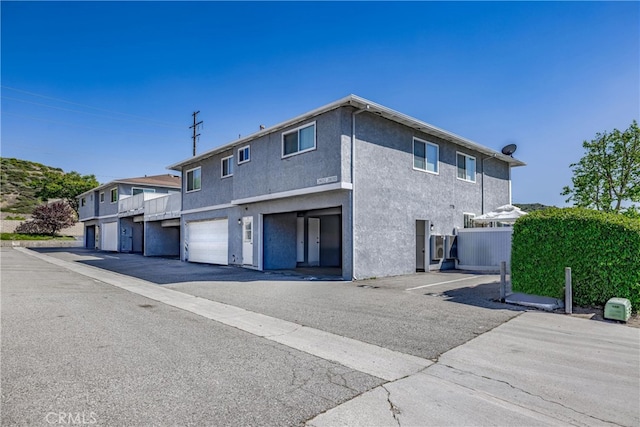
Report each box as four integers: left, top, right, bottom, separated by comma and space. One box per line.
76, 178, 181, 199
167, 94, 526, 170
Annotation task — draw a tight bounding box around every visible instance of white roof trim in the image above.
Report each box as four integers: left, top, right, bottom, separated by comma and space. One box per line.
167, 94, 525, 171
231, 182, 352, 205
77, 178, 181, 199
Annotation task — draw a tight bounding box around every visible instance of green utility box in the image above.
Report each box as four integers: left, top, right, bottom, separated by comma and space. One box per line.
604, 298, 632, 322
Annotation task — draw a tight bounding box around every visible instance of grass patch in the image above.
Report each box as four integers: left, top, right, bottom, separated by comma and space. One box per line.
0, 233, 75, 241
4, 215, 26, 220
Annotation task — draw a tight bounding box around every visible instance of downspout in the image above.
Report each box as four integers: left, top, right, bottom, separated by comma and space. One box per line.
481, 154, 497, 214
351, 104, 369, 280
508, 165, 512, 205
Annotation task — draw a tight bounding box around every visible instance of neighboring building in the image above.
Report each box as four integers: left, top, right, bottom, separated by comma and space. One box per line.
77, 174, 181, 255
168, 95, 525, 280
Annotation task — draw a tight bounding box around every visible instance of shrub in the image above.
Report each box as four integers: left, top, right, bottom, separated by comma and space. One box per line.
511, 208, 640, 310
15, 220, 48, 235
15, 201, 77, 236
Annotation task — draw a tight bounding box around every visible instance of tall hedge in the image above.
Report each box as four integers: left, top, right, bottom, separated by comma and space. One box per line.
511, 208, 640, 309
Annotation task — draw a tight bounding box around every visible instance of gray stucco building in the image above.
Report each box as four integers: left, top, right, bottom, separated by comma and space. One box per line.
168, 95, 525, 280
77, 174, 181, 255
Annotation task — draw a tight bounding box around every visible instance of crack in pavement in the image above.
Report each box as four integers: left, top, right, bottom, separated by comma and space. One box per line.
436, 363, 620, 426
325, 367, 361, 395
381, 385, 402, 427
17, 247, 429, 383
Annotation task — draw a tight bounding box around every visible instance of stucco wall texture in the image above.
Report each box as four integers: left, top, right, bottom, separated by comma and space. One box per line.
176, 106, 514, 280
352, 111, 510, 279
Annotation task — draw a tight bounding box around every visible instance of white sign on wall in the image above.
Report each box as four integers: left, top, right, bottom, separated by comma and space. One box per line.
317, 176, 338, 185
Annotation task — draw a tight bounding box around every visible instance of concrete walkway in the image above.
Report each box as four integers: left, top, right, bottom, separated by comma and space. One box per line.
16, 248, 640, 426
309, 313, 640, 426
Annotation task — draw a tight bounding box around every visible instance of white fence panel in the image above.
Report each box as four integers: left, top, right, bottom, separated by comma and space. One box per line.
144, 193, 181, 221
119, 192, 167, 217
456, 228, 513, 272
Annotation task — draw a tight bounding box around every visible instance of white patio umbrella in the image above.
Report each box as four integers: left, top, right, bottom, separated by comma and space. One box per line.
472, 204, 527, 225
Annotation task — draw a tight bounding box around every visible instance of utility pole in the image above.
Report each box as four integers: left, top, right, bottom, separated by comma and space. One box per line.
190, 111, 203, 156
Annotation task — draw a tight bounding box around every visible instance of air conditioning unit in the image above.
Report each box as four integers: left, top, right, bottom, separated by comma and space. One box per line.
445, 235, 457, 259
431, 235, 444, 261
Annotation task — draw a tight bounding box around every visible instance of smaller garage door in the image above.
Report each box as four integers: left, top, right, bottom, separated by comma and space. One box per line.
187, 219, 228, 265
101, 222, 118, 252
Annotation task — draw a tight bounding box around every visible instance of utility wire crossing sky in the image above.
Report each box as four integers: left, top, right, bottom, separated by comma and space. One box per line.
1, 1, 638, 206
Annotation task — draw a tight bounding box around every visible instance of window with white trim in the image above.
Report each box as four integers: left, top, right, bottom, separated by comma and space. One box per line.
110, 188, 118, 203
238, 146, 250, 164
463, 213, 475, 228
132, 187, 156, 195
186, 167, 201, 192
457, 152, 476, 182
413, 138, 439, 174
81, 197, 86, 207
100, 192, 105, 203
221, 156, 233, 178
282, 122, 316, 157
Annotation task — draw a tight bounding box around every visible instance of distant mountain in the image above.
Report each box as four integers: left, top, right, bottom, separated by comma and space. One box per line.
514, 203, 554, 213
0, 158, 65, 214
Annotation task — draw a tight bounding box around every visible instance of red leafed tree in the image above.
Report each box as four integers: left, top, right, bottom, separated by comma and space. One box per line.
16, 201, 77, 236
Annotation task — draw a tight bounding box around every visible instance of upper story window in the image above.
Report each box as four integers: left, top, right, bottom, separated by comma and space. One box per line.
457, 152, 476, 183
186, 167, 201, 192
282, 122, 316, 158
81, 197, 86, 207
238, 146, 250, 164
100, 192, 105, 203
413, 138, 439, 174
132, 187, 156, 195
110, 188, 118, 203
221, 156, 234, 178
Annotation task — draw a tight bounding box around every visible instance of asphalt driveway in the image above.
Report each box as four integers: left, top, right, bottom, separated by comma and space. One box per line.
5, 248, 638, 426
31, 248, 525, 360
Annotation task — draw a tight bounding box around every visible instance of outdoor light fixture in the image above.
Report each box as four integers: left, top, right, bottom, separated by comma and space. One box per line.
238, 219, 242, 225
430, 224, 434, 232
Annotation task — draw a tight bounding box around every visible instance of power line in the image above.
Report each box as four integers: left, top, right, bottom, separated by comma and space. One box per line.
0, 111, 179, 139
1, 85, 184, 129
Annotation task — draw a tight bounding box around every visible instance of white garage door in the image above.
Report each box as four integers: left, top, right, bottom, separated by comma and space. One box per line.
187, 219, 228, 265
101, 222, 118, 252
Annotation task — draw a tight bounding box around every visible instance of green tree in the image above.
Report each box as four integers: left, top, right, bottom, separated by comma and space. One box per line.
561, 120, 640, 212
31, 171, 98, 214
15, 201, 76, 236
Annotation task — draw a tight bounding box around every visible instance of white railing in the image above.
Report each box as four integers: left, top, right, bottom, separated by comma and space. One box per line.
118, 192, 166, 217
144, 193, 181, 221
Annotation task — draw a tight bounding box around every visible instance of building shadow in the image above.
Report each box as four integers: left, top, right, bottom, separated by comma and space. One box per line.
31, 247, 343, 285
425, 282, 528, 312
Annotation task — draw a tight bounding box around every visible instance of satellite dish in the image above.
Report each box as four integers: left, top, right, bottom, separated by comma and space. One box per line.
501, 144, 517, 156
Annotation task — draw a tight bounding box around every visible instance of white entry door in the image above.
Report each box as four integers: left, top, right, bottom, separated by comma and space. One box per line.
308, 218, 320, 266
242, 216, 253, 266
187, 219, 228, 265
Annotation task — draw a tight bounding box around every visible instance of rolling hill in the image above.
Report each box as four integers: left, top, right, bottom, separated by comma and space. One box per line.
0, 158, 65, 214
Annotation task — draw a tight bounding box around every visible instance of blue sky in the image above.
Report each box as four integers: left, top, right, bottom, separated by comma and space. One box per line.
2, 1, 638, 206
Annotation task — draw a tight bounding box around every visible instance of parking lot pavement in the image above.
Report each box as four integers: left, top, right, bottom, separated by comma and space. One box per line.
1, 248, 383, 426
32, 248, 525, 361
